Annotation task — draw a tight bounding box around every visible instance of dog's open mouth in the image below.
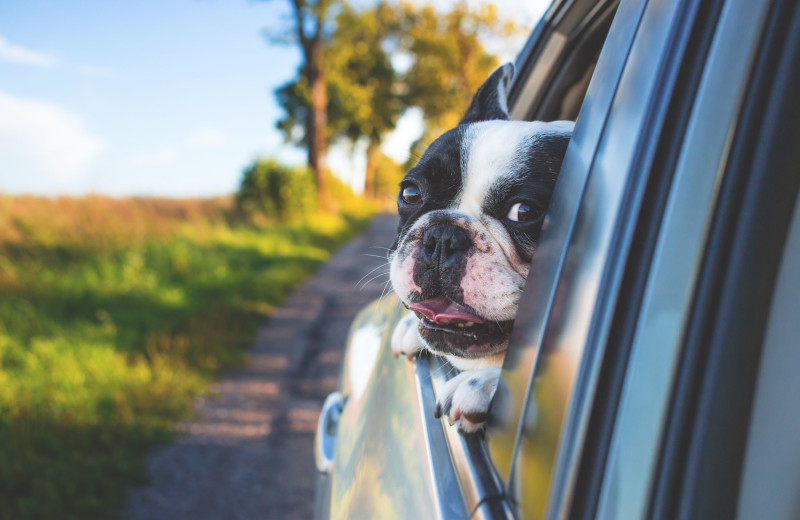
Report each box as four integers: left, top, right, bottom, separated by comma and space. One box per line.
409, 296, 513, 355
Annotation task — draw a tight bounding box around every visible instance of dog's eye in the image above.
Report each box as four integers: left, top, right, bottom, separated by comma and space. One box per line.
507, 202, 536, 222
401, 184, 423, 205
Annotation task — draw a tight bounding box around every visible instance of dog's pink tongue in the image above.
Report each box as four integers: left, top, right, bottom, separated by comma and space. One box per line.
409, 296, 485, 325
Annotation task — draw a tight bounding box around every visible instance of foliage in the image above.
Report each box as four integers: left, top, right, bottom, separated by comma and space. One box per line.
270, 0, 341, 201
235, 157, 376, 220
0, 195, 372, 519
273, 1, 517, 192
400, 2, 515, 132
236, 159, 317, 220
276, 3, 402, 145
371, 150, 405, 203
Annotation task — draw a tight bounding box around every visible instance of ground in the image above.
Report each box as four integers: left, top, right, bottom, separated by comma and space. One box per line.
125, 213, 399, 520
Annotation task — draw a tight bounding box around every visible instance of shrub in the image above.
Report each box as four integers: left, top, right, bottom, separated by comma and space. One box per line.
236, 159, 317, 220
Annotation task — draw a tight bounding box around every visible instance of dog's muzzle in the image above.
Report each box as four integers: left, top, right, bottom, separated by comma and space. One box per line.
421, 224, 472, 271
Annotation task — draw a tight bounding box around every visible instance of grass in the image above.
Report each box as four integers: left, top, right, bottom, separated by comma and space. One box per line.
0, 194, 374, 519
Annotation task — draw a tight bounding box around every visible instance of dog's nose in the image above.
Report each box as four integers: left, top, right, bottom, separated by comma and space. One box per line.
422, 225, 471, 269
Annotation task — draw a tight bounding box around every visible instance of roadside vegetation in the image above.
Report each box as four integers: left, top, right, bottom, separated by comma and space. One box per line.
0, 187, 373, 519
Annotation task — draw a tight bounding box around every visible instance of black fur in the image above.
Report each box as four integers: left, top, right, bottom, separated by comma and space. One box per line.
394, 126, 466, 249
460, 63, 513, 124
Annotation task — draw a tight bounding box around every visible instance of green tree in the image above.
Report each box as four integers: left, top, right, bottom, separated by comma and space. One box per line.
399, 1, 517, 163
273, 1, 515, 194
277, 2, 404, 199
271, 0, 340, 205
372, 150, 405, 202
326, 3, 403, 198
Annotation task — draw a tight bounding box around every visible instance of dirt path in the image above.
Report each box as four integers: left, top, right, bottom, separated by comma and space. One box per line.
125, 213, 399, 520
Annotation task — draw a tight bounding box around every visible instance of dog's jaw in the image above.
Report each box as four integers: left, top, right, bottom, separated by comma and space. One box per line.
389, 210, 525, 359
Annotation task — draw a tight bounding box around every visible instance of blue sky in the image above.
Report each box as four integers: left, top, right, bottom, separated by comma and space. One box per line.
1, 0, 548, 197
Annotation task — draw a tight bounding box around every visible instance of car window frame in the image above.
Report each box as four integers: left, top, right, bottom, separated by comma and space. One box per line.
647, 0, 800, 517
589, 0, 778, 517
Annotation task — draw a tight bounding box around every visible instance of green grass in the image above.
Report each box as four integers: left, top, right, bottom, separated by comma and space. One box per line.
0, 195, 373, 519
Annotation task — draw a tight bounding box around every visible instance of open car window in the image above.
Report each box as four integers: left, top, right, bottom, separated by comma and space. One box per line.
418, 0, 622, 515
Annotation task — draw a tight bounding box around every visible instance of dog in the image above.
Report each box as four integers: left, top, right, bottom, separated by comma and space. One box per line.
389, 62, 573, 433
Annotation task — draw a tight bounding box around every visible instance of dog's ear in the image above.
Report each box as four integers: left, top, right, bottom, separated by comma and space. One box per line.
460, 62, 514, 124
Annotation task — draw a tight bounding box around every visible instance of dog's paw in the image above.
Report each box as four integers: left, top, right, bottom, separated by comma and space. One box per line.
434, 367, 502, 434
391, 312, 425, 361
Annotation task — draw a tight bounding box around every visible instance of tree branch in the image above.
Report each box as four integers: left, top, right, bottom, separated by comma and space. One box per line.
290, 0, 310, 57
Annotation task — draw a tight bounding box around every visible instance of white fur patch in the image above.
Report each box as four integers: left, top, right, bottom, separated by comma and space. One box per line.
389, 242, 422, 300
496, 63, 513, 116
456, 120, 554, 216
435, 367, 502, 432
391, 313, 425, 358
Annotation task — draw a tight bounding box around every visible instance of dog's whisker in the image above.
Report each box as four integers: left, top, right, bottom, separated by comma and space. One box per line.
359, 254, 390, 260
370, 280, 390, 323
358, 271, 391, 292
376, 279, 394, 309
355, 263, 390, 289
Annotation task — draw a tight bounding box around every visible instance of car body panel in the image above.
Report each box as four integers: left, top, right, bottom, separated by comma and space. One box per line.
326, 295, 471, 520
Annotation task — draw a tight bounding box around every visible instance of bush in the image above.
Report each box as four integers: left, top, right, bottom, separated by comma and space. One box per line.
236, 159, 317, 220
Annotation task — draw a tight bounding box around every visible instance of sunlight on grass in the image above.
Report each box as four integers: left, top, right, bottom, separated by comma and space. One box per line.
0, 194, 374, 519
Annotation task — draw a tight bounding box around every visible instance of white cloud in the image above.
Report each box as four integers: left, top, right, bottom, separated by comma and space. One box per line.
0, 91, 105, 185
0, 35, 58, 68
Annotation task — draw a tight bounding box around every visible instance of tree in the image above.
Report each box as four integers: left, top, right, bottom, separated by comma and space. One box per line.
277, 2, 404, 199
399, 1, 517, 164
272, 0, 339, 205
272, 1, 516, 196
326, 3, 403, 198
236, 159, 317, 220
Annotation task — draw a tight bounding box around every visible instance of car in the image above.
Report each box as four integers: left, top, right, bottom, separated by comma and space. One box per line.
313, 0, 800, 517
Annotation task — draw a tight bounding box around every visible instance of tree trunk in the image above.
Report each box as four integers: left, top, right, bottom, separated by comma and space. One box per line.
364, 140, 380, 199
306, 45, 329, 208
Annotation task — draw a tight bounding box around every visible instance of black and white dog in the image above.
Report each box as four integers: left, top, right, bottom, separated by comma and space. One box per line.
389, 63, 573, 433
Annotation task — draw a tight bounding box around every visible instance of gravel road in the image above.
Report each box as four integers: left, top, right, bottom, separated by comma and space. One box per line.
125, 213, 399, 520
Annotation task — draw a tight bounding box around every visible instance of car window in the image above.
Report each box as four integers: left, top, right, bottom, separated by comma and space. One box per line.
485, 0, 659, 516
410, 0, 623, 514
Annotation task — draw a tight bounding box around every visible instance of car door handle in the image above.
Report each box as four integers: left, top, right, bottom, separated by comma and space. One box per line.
315, 391, 344, 473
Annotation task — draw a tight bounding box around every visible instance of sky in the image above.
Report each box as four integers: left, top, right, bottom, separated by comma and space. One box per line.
0, 0, 549, 197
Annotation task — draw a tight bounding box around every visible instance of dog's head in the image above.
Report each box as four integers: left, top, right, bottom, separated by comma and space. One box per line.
389, 63, 573, 363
